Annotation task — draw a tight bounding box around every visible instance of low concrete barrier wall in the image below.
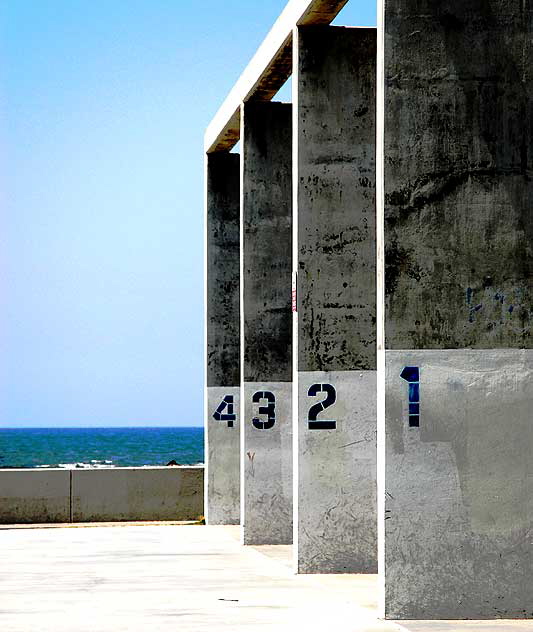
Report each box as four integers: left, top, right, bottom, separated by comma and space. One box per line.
72, 467, 203, 522
0, 467, 204, 524
0, 469, 70, 524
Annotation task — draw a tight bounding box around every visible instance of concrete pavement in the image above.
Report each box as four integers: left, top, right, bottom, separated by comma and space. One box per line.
0, 524, 531, 631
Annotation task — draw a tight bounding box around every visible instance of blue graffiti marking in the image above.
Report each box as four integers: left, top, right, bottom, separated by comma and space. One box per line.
400, 366, 420, 428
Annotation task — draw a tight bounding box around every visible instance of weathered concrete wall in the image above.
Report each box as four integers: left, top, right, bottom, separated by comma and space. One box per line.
206, 386, 240, 524
72, 467, 203, 522
298, 370, 376, 572
385, 351, 533, 620
0, 469, 70, 523
241, 101, 292, 545
0, 467, 204, 524
384, 0, 533, 349
295, 25, 377, 573
205, 152, 241, 525
382, 0, 533, 619
242, 382, 292, 545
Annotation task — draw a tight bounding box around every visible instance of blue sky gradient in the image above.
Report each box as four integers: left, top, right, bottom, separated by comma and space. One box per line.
0, 0, 376, 427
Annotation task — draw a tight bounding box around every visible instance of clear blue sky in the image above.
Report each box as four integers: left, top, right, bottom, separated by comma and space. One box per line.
0, 1, 376, 427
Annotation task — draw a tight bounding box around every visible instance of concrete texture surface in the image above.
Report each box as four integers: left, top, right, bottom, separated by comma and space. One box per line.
242, 101, 292, 385
384, 350, 533, 619
1, 523, 531, 632
0, 469, 70, 524
206, 386, 240, 525
204, 0, 350, 152
206, 152, 240, 388
71, 467, 203, 523
297, 370, 377, 573
241, 101, 293, 546
383, 0, 533, 349
0, 468, 204, 524
296, 25, 376, 373
205, 151, 241, 525
242, 382, 292, 545
294, 25, 377, 573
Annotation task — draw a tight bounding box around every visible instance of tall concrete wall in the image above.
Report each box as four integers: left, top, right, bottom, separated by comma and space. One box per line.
0, 467, 203, 524
294, 25, 377, 573
382, 0, 533, 619
241, 102, 293, 545
205, 152, 241, 525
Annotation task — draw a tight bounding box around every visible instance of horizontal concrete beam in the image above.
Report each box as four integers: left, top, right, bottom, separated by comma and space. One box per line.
204, 0, 349, 154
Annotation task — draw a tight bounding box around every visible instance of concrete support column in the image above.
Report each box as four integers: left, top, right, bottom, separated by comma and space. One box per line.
380, 0, 533, 618
205, 152, 241, 525
293, 26, 377, 573
241, 101, 293, 545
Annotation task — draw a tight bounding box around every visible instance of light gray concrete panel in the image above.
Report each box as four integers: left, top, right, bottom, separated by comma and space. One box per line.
242, 382, 292, 545
0, 469, 70, 524
206, 386, 240, 525
384, 349, 533, 619
71, 467, 203, 523
297, 370, 377, 573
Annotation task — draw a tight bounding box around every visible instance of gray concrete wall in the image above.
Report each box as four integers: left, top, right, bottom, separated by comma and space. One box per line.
384, 350, 533, 620
72, 467, 203, 522
384, 0, 533, 349
0, 467, 203, 524
241, 101, 293, 545
295, 25, 377, 573
242, 382, 292, 545
298, 370, 376, 572
0, 469, 70, 523
206, 386, 240, 524
382, 0, 533, 619
205, 152, 241, 525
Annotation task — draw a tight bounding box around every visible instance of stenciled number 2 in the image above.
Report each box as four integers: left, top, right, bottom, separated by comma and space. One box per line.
307, 383, 336, 430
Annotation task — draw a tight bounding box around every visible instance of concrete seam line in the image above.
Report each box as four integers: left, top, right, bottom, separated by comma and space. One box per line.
69, 470, 73, 523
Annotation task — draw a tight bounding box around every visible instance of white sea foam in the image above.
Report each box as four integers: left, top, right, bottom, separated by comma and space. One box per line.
35, 461, 116, 469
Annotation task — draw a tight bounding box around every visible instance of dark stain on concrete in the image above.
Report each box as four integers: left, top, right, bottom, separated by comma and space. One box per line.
385, 0, 533, 349
297, 26, 376, 371
242, 102, 292, 383
206, 153, 240, 387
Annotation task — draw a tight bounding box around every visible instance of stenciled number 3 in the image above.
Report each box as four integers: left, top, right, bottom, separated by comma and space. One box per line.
252, 391, 276, 430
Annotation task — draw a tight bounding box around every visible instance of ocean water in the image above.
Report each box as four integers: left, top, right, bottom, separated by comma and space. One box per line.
0, 427, 204, 469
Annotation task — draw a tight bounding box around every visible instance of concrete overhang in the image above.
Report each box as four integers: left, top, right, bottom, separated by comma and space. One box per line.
204, 0, 349, 154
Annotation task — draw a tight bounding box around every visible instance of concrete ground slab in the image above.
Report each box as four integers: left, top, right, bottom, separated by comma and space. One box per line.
0, 524, 531, 631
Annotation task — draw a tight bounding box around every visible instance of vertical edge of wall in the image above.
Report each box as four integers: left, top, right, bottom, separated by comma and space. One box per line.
376, 0, 386, 618
241, 101, 293, 546
0, 469, 70, 524
383, 0, 533, 619
294, 25, 377, 574
205, 152, 241, 525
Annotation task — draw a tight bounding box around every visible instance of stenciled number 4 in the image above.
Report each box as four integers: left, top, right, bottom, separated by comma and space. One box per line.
212, 395, 236, 427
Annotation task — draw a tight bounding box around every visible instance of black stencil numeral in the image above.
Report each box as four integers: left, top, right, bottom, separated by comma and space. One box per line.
213, 395, 236, 427
400, 366, 420, 428
252, 391, 276, 430
307, 383, 336, 430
